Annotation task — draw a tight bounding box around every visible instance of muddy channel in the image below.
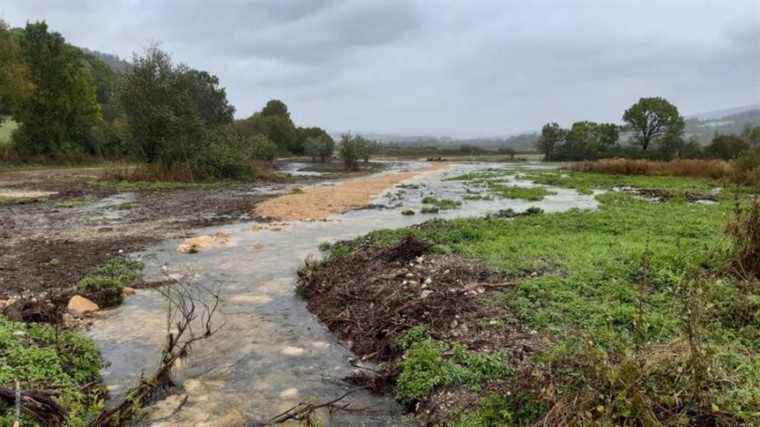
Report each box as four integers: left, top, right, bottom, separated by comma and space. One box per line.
88, 161, 598, 426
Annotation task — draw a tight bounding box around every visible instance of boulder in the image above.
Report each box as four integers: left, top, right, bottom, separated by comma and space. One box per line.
67, 295, 99, 316
122, 287, 137, 296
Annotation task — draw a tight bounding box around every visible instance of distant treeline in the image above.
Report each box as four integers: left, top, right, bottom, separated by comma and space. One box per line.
536, 97, 760, 162
0, 20, 337, 179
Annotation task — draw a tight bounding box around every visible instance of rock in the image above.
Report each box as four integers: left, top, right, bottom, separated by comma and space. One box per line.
62, 313, 76, 325
122, 287, 136, 296
67, 295, 99, 316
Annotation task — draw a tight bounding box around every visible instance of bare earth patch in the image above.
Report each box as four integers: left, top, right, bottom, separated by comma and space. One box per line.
255, 162, 449, 221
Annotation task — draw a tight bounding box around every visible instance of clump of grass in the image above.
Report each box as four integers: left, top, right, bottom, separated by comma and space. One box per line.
422, 196, 462, 210
77, 258, 143, 307
486, 182, 554, 201
396, 329, 510, 404
0, 315, 104, 425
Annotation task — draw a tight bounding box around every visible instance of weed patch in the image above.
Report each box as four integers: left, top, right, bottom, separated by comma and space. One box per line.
0, 316, 104, 426
77, 258, 143, 308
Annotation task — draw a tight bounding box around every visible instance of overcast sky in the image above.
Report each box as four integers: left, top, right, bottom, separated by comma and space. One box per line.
2, 1, 758, 137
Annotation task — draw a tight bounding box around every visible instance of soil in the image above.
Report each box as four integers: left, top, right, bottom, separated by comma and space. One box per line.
297, 236, 544, 422
0, 167, 284, 303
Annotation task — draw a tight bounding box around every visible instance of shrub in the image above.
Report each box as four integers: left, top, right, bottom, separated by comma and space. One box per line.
725, 197, 760, 280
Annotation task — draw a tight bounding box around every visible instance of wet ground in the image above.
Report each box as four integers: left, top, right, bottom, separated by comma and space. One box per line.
87, 161, 598, 425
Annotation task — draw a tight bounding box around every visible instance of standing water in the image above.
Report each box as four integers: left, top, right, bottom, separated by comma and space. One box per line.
87, 162, 597, 426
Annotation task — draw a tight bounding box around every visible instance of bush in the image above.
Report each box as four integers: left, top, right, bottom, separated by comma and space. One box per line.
734, 148, 760, 185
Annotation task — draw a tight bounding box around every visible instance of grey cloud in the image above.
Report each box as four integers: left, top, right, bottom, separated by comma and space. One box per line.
1, 0, 758, 135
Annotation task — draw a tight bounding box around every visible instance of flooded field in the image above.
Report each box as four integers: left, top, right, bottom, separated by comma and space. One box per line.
87, 161, 597, 425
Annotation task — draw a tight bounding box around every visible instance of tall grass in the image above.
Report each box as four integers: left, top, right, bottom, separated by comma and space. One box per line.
567, 158, 733, 179
566, 157, 760, 186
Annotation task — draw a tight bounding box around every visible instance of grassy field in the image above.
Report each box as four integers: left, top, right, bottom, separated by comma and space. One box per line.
311, 170, 760, 425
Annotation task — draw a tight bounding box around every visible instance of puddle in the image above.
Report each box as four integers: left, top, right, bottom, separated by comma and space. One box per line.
88, 161, 597, 425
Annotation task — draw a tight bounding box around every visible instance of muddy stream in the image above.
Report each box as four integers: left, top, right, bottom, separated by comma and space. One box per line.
87, 161, 597, 426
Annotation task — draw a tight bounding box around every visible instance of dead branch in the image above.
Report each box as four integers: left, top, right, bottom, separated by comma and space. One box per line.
87, 279, 223, 427
0, 387, 65, 426
268, 389, 363, 425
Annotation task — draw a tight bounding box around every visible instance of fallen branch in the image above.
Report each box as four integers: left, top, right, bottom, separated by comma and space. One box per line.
87, 280, 223, 427
0, 387, 65, 426
269, 389, 361, 425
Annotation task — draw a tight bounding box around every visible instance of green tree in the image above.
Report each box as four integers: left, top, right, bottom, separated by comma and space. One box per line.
12, 22, 101, 157
706, 134, 750, 160
742, 125, 760, 147
536, 122, 566, 161
0, 20, 33, 119
236, 100, 300, 154
339, 133, 362, 170
304, 135, 334, 162
250, 134, 276, 162
623, 97, 685, 151
119, 46, 234, 168
261, 99, 290, 118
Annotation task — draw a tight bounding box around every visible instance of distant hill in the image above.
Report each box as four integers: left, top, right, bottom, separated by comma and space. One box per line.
685, 106, 760, 143
687, 104, 760, 121
336, 132, 538, 152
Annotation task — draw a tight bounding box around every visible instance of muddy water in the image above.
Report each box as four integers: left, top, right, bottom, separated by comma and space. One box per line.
88, 162, 597, 426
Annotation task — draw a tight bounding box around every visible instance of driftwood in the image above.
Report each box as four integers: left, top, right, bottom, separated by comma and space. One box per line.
0, 386, 65, 426
87, 281, 222, 427
269, 389, 361, 425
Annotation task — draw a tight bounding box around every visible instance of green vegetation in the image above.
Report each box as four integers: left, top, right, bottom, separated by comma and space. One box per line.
485, 182, 554, 201
536, 97, 758, 162
0, 120, 18, 148
7, 22, 101, 160
0, 316, 104, 426
522, 170, 718, 195
422, 196, 462, 210
338, 133, 376, 171
396, 328, 510, 404
78, 258, 143, 308
335, 171, 760, 424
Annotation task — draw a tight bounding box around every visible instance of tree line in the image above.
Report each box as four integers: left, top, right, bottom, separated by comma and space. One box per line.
537, 97, 760, 162
0, 21, 344, 178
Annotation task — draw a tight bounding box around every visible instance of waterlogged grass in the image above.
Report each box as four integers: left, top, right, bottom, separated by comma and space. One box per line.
0, 316, 104, 426
486, 182, 555, 201
521, 170, 719, 195
422, 196, 462, 210
348, 172, 760, 424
